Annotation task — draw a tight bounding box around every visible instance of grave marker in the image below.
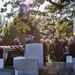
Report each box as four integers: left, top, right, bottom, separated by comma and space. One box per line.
0, 59, 4, 69
25, 43, 43, 67
14, 59, 39, 75
46, 62, 74, 75
0, 69, 15, 75
14, 56, 25, 66
66, 55, 72, 63
72, 58, 75, 74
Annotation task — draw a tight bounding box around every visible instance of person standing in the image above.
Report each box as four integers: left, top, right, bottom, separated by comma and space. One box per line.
40, 39, 48, 66
14, 37, 20, 45
0, 37, 3, 46
25, 35, 34, 44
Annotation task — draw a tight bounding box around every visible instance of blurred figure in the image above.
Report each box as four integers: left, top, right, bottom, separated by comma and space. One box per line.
45, 39, 51, 54
49, 39, 55, 61
40, 39, 48, 66
25, 35, 34, 44
0, 37, 3, 46
13, 37, 20, 45
25, 36, 30, 44
45, 39, 51, 61
69, 39, 75, 57
53, 37, 60, 61
0, 47, 3, 58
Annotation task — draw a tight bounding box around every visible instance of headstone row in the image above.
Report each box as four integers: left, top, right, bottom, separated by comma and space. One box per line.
0, 43, 75, 75
14, 43, 43, 75
0, 69, 15, 75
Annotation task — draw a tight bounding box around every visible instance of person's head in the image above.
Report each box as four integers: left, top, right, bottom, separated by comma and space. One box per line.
40, 39, 44, 43
51, 39, 55, 44
68, 39, 73, 45
28, 35, 32, 40
31, 36, 34, 41
45, 39, 50, 44
25, 36, 28, 41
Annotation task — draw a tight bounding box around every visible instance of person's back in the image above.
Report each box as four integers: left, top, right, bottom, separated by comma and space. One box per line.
40, 39, 48, 65
0, 37, 3, 46
0, 47, 3, 58
53, 37, 60, 61
69, 43, 75, 57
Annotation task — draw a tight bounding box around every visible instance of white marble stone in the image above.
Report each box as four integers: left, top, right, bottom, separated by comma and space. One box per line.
0, 59, 4, 69
14, 56, 25, 67
66, 55, 72, 63
25, 43, 43, 67
14, 59, 39, 75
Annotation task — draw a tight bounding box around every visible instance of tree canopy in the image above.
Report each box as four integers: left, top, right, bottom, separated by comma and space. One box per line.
0, 0, 75, 44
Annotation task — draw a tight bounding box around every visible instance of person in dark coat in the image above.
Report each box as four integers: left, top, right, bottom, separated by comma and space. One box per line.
69, 40, 75, 57
40, 39, 48, 66
53, 37, 60, 61
49, 39, 55, 61
0, 37, 3, 46
0, 47, 3, 58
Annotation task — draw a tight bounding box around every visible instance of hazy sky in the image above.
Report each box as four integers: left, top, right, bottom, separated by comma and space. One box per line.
0, 0, 4, 8
0, 0, 50, 12
0, 0, 50, 21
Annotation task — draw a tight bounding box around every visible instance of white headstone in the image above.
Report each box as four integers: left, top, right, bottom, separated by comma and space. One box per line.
14, 56, 25, 67
0, 59, 4, 69
15, 70, 18, 75
25, 43, 43, 67
72, 58, 75, 73
0, 69, 15, 75
14, 59, 39, 75
66, 56, 72, 63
